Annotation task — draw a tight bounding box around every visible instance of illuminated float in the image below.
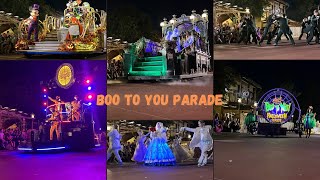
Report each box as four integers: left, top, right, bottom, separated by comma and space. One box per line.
15, 1, 106, 57
256, 88, 301, 137
123, 10, 210, 80
18, 63, 100, 152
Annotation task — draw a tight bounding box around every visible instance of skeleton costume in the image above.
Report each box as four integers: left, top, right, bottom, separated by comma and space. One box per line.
181, 121, 213, 167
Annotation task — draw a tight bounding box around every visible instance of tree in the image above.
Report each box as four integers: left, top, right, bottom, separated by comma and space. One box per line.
0, 0, 57, 20
108, 6, 160, 43
223, 0, 269, 17
286, 0, 315, 21
214, 63, 238, 96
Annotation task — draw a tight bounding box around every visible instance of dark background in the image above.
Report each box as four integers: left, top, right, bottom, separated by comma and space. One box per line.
0, 60, 106, 130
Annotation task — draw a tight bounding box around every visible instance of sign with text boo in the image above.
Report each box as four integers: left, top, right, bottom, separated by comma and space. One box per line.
96, 94, 223, 106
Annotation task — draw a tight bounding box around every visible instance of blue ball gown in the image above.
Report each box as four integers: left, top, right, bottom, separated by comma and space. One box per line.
144, 128, 176, 166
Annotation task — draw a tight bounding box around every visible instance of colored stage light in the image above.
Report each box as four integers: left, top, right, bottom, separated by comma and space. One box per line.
43, 95, 47, 98
85, 79, 91, 84
43, 88, 47, 92
88, 86, 92, 90
43, 102, 47, 106
87, 94, 93, 99
88, 102, 92, 106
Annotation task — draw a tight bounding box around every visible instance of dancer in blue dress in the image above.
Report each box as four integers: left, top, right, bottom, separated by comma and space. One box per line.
144, 122, 176, 166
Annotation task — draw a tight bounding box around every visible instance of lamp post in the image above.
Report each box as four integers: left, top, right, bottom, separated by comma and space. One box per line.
160, 18, 168, 38
238, 98, 242, 119
31, 113, 35, 130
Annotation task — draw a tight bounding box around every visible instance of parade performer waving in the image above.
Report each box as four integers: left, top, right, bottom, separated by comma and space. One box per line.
304, 106, 317, 138
181, 121, 213, 167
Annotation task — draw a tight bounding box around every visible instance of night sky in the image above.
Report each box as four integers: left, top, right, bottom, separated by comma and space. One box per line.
45, 0, 106, 11
0, 60, 106, 130
215, 61, 320, 115
108, 0, 212, 32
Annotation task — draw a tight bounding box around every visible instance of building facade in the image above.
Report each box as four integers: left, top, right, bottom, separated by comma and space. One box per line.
214, 75, 262, 122
256, 0, 289, 28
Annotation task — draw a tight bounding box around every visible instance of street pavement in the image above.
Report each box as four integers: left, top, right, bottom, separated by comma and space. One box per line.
214, 39, 320, 60
214, 132, 320, 180
107, 75, 213, 120
0, 53, 106, 60
0, 148, 106, 180
107, 162, 213, 180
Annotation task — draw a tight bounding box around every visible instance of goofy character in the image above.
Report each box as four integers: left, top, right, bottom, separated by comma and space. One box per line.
27, 4, 40, 42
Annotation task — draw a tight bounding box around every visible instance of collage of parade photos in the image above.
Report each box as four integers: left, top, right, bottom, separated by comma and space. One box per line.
2, 0, 320, 180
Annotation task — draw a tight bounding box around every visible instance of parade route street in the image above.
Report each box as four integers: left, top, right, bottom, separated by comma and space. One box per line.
107, 75, 213, 120
214, 133, 320, 180
214, 39, 320, 60
107, 163, 213, 180
0, 148, 106, 180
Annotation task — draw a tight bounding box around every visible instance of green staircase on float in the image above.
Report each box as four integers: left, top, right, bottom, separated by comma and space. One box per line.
125, 54, 167, 77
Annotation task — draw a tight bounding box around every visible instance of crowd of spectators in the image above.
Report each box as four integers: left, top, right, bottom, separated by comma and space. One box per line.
0, 128, 27, 150
0, 33, 17, 54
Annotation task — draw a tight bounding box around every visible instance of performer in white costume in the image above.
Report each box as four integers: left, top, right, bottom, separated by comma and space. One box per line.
107, 125, 123, 165
181, 120, 213, 167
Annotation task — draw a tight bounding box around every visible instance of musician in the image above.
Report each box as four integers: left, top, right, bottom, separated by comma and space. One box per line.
71, 95, 81, 121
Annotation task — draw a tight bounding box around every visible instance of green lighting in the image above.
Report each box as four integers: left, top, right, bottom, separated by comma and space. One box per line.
264, 102, 291, 112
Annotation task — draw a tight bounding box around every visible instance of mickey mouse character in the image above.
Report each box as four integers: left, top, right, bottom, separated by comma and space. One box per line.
27, 4, 40, 42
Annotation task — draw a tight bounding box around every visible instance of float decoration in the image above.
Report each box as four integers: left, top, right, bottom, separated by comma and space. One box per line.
258, 88, 301, 124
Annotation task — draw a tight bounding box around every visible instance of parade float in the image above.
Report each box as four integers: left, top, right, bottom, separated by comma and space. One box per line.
15, 1, 106, 57
18, 63, 100, 152
123, 10, 210, 81
255, 88, 302, 137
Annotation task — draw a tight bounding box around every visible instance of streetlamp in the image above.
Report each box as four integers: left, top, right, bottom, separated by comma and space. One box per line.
160, 18, 168, 38
245, 7, 250, 14
31, 113, 35, 130
238, 98, 242, 119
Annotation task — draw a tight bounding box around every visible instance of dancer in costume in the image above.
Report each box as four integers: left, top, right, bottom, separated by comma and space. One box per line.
259, 11, 275, 45
171, 134, 192, 163
131, 129, 150, 163
274, 14, 295, 46
107, 125, 123, 165
71, 95, 81, 121
304, 106, 317, 138
27, 4, 40, 42
181, 121, 213, 167
307, 10, 320, 45
48, 96, 65, 121
48, 108, 61, 141
144, 122, 176, 166
245, 110, 257, 135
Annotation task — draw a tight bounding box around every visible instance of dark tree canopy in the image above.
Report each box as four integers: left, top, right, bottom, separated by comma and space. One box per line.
108, 6, 161, 43
0, 0, 57, 20
286, 0, 317, 21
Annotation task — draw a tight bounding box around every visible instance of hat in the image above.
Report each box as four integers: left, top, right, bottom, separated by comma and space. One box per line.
32, 4, 40, 10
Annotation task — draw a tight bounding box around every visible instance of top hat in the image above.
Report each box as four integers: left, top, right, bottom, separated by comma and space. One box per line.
32, 4, 40, 10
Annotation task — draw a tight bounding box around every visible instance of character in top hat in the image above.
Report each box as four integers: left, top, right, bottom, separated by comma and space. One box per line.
27, 4, 40, 42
